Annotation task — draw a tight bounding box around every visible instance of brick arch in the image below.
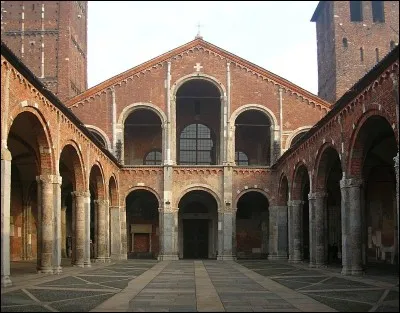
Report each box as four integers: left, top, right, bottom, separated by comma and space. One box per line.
108, 174, 119, 207
59, 141, 86, 191
233, 188, 270, 209
278, 173, 289, 206
347, 109, 396, 178
291, 162, 309, 201
85, 125, 111, 150
118, 102, 167, 126
314, 143, 342, 192
89, 162, 106, 200
171, 73, 226, 99
8, 106, 55, 175
229, 104, 278, 129
124, 186, 161, 208
285, 126, 312, 150
176, 184, 222, 211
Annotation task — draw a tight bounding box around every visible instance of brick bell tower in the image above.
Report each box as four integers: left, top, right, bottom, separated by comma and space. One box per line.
311, 1, 399, 104
1, 1, 88, 102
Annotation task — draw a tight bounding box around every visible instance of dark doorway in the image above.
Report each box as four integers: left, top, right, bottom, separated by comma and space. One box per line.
183, 219, 209, 259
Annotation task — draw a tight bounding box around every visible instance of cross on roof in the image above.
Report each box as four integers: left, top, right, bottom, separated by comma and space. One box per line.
195, 22, 203, 39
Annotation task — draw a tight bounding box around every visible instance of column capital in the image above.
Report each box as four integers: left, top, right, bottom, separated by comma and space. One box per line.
1, 148, 12, 161
269, 205, 287, 210
288, 200, 304, 206
308, 192, 327, 200
36, 174, 62, 184
109, 205, 121, 210
340, 178, 363, 189
94, 199, 109, 205
394, 153, 399, 167
159, 207, 177, 213
71, 191, 90, 198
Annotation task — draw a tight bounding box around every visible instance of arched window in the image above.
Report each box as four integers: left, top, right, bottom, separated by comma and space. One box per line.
144, 150, 162, 165
342, 38, 348, 48
235, 151, 249, 166
179, 123, 215, 165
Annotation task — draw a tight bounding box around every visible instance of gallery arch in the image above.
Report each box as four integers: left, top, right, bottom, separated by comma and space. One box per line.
235, 110, 272, 166
125, 189, 160, 259
124, 109, 162, 165
235, 191, 269, 258
176, 79, 221, 165
178, 190, 218, 259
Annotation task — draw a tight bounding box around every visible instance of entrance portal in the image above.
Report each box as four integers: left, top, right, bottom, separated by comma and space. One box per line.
178, 190, 218, 259
183, 219, 209, 259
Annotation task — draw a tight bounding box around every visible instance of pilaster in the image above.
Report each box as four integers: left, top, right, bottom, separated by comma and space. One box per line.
291, 200, 303, 263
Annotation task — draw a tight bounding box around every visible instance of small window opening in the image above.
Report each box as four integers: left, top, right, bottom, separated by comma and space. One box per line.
372, 1, 385, 23
375, 48, 379, 62
360, 47, 364, 62
350, 1, 363, 22
342, 38, 348, 48
390, 41, 396, 50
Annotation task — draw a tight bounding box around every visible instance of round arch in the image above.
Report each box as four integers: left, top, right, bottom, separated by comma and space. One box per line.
89, 162, 106, 200
230, 104, 278, 128
118, 102, 167, 126
108, 174, 119, 206
8, 107, 55, 174
313, 143, 342, 192
278, 173, 290, 206
171, 73, 226, 99
124, 186, 162, 208
59, 140, 86, 191
291, 162, 310, 201
85, 125, 111, 150
233, 188, 270, 209
285, 126, 312, 150
176, 184, 222, 210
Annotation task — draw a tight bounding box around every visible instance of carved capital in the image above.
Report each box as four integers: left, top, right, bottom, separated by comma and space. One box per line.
288, 200, 304, 207
308, 192, 327, 200
1, 148, 12, 161
71, 191, 90, 198
36, 174, 62, 184
394, 153, 399, 168
340, 178, 363, 189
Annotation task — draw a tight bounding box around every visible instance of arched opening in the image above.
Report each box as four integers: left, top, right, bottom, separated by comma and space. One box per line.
178, 190, 218, 259
109, 176, 118, 257
351, 115, 398, 269
7, 111, 52, 274
236, 191, 269, 258
126, 190, 159, 259
290, 131, 308, 148
59, 144, 85, 267
89, 164, 105, 261
292, 164, 310, 262
176, 79, 221, 165
124, 109, 162, 165
89, 130, 107, 149
235, 110, 271, 166
315, 146, 342, 266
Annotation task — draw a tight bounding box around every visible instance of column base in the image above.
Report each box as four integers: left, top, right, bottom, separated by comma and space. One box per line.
1, 275, 12, 287
309, 262, 316, 268
157, 254, 179, 261
53, 266, 63, 274
268, 255, 288, 260
291, 258, 302, 264
105, 257, 112, 263
38, 267, 53, 274
95, 257, 107, 263
217, 254, 237, 261
315, 263, 327, 268
73, 262, 85, 268
351, 267, 364, 276
341, 266, 351, 276
84, 262, 92, 268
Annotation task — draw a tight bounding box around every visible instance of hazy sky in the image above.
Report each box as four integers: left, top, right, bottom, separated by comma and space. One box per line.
87, 1, 320, 94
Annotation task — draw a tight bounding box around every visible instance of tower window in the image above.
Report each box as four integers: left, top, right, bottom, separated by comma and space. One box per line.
350, 1, 363, 22
342, 38, 348, 48
360, 47, 364, 62
375, 48, 379, 62
372, 1, 385, 23
390, 41, 396, 50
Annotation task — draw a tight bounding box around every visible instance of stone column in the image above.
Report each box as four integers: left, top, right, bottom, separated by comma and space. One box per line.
287, 201, 293, 262
71, 191, 88, 267
307, 194, 316, 267
36, 175, 54, 273
340, 178, 363, 276
105, 200, 111, 262
84, 192, 91, 267
1, 148, 12, 287
61, 206, 67, 258
394, 153, 399, 265
109, 206, 122, 259
22, 202, 33, 260
120, 206, 128, 259
217, 207, 236, 260
291, 200, 303, 263
52, 175, 62, 274
158, 207, 179, 260
312, 192, 327, 268
217, 210, 224, 258
269, 206, 288, 260
232, 208, 237, 258
95, 199, 107, 262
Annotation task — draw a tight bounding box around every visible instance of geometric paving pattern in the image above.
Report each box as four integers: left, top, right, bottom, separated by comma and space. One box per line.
1, 260, 157, 312
237, 260, 399, 312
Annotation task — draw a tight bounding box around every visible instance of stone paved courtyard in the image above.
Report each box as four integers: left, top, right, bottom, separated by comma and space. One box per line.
1, 259, 398, 312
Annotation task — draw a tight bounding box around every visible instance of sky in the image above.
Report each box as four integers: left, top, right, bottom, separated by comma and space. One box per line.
87, 1, 320, 94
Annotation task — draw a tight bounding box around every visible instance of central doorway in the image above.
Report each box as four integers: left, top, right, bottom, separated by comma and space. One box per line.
178, 190, 218, 259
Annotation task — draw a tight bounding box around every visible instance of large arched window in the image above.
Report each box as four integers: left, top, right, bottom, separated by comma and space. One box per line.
144, 150, 162, 165
235, 151, 249, 166
179, 123, 215, 165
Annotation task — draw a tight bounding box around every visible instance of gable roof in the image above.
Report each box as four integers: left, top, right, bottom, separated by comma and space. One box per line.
66, 37, 331, 110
